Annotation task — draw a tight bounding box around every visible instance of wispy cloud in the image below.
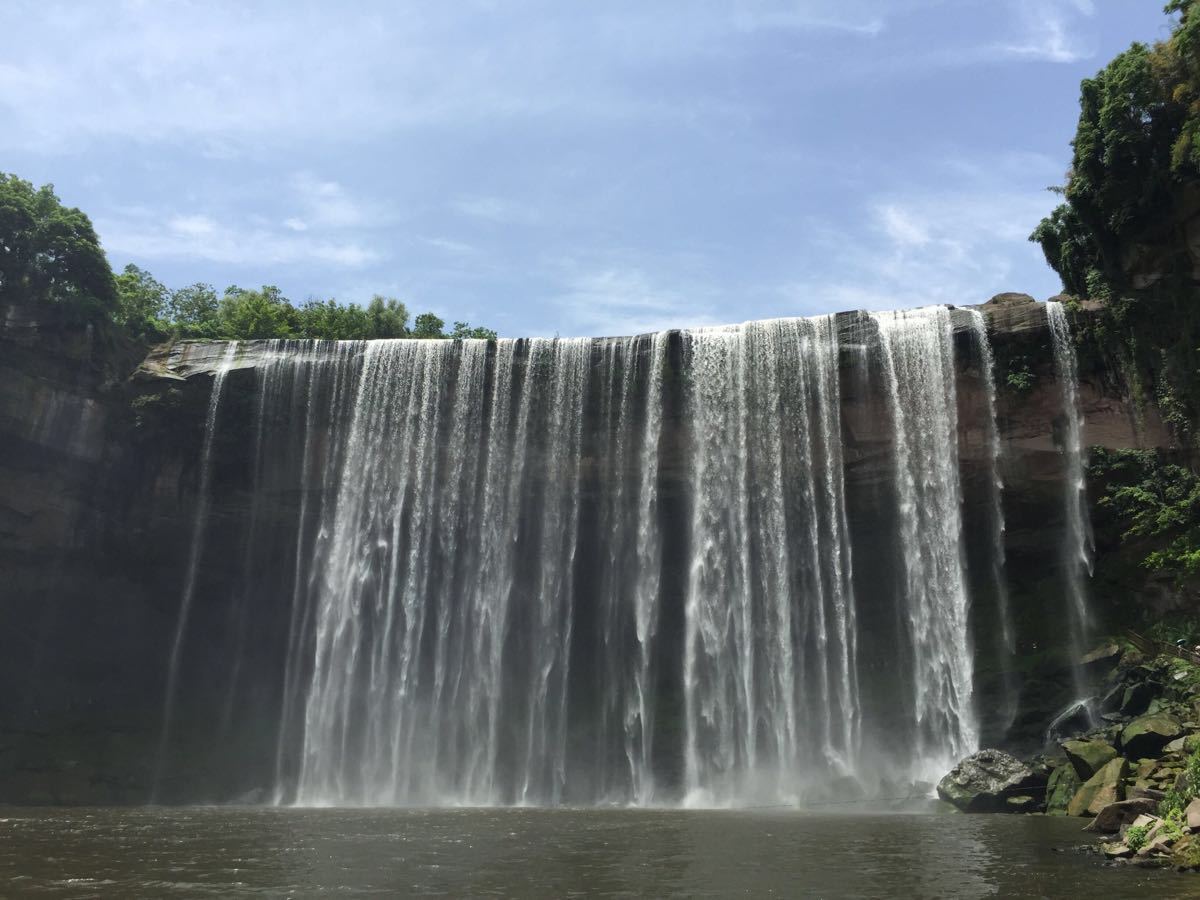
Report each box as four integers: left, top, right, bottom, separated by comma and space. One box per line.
551, 265, 724, 337
452, 196, 541, 226
781, 185, 1061, 313
100, 212, 379, 269
994, 0, 1096, 64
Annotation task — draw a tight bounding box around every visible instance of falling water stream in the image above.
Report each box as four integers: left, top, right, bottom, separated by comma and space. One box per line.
154, 342, 238, 799
151, 304, 1082, 808
1046, 301, 1094, 700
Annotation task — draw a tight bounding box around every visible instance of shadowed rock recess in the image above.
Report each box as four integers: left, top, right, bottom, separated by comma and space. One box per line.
0, 294, 1171, 805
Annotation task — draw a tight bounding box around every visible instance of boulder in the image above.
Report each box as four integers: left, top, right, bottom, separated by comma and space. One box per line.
1084, 798, 1160, 833
1005, 795, 1038, 813
1046, 700, 1095, 743
1103, 842, 1133, 859
1062, 739, 1118, 780
1045, 763, 1080, 816
1121, 713, 1185, 759
936, 749, 1046, 813
1067, 757, 1128, 817
1081, 642, 1122, 669
1120, 682, 1155, 717
1187, 798, 1200, 831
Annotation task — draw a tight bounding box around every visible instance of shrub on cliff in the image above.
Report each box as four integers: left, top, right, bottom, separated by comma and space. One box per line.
1090, 448, 1200, 597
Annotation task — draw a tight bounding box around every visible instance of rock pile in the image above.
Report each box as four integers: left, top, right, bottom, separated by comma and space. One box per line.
938, 642, 1200, 870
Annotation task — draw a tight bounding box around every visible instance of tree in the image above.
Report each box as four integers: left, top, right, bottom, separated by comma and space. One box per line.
167, 283, 221, 337
295, 297, 371, 340
114, 264, 168, 339
367, 295, 409, 338
0, 174, 116, 322
451, 321, 498, 340
411, 312, 446, 339
1031, 1, 1200, 299
216, 285, 297, 339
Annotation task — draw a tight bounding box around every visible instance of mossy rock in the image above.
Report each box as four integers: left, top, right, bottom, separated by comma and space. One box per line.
1121, 713, 1184, 759
1067, 757, 1128, 817
1062, 739, 1118, 780
936, 749, 1044, 813
1045, 763, 1081, 816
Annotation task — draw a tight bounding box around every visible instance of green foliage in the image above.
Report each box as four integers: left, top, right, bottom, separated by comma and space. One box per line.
412, 312, 446, 339
1145, 615, 1200, 645
1029, 4, 1200, 443
1126, 822, 1152, 852
1, 172, 496, 343
1091, 448, 1200, 587
1159, 746, 1200, 820
451, 320, 499, 340
1032, 2, 1200, 299
114, 264, 169, 340
0, 173, 117, 322
1162, 806, 1188, 841
166, 283, 220, 337
1003, 357, 1035, 396
366, 295, 409, 338
216, 285, 296, 340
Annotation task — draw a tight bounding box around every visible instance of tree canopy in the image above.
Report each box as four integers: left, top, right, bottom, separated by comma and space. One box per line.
0, 174, 117, 322
2, 172, 497, 343
1031, 0, 1200, 299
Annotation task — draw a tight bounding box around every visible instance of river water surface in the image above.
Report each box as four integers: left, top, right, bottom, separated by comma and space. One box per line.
0, 807, 1194, 898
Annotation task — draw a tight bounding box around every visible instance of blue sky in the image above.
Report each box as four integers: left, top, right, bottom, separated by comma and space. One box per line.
0, 1, 1175, 337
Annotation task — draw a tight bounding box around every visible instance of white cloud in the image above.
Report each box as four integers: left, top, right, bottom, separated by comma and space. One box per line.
290, 172, 373, 229
995, 0, 1096, 64
168, 214, 217, 237
781, 184, 1061, 314
878, 205, 931, 248
551, 265, 724, 337
99, 210, 378, 269
452, 196, 541, 226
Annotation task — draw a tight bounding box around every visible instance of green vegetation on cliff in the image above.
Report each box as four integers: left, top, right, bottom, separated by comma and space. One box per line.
0, 173, 497, 343
1033, 3, 1200, 618
1032, 1, 1200, 440
1032, 0, 1200, 301
1091, 448, 1200, 593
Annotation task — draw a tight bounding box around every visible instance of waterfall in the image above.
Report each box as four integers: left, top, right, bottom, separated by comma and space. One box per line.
870, 307, 976, 782
966, 309, 1016, 729
154, 341, 238, 798
166, 305, 1021, 808
682, 316, 858, 806
1046, 302, 1093, 679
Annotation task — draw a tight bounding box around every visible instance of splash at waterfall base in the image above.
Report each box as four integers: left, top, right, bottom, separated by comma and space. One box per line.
0, 293, 1173, 808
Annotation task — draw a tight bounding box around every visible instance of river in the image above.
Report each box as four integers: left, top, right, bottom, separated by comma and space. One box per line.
0, 807, 1191, 897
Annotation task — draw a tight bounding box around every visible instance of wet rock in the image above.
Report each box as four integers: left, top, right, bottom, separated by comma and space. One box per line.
1062, 739, 1118, 781
1046, 701, 1096, 744
1188, 798, 1200, 831
1121, 713, 1185, 759
1068, 757, 1128, 817
1005, 795, 1039, 813
1120, 682, 1156, 717
1128, 785, 1167, 802
1085, 798, 1160, 833
1103, 841, 1133, 859
936, 749, 1046, 813
1081, 643, 1122, 669
1045, 763, 1081, 816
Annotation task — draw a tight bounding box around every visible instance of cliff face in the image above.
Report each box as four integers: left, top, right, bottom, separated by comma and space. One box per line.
0, 295, 1175, 804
